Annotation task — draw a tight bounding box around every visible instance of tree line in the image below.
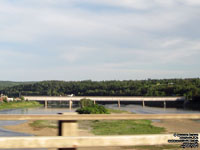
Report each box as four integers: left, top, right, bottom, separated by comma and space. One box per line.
1, 78, 200, 100
0, 81, 35, 90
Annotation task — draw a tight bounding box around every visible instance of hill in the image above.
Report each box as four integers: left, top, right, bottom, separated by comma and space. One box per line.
0, 79, 200, 99
0, 81, 36, 91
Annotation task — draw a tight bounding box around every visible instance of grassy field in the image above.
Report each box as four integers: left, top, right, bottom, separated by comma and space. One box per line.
0, 101, 42, 110
91, 120, 165, 135
30, 120, 57, 129
30, 119, 165, 135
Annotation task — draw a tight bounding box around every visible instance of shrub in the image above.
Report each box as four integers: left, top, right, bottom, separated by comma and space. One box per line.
79, 98, 94, 108
76, 99, 109, 114
76, 104, 109, 114
20, 96, 25, 101
3, 98, 8, 103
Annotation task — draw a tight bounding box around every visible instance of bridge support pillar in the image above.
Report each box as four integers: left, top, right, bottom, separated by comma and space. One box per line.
58, 113, 78, 150
45, 100, 48, 108
69, 100, 73, 110
94, 100, 96, 105
164, 101, 166, 109
142, 101, 145, 107
183, 99, 188, 109
118, 100, 121, 108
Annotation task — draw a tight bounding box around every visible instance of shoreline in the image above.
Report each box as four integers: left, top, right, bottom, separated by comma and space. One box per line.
2, 119, 200, 150
2, 120, 93, 136
3, 119, 200, 137
0, 101, 42, 111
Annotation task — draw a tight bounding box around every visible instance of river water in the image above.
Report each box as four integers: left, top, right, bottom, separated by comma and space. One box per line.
0, 105, 199, 149
0, 107, 72, 150
106, 104, 200, 114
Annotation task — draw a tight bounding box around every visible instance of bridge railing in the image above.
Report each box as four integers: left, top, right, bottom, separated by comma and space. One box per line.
24, 96, 186, 109
0, 114, 199, 149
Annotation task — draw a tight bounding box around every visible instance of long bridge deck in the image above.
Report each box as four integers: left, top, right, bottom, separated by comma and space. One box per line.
24, 96, 185, 109
24, 96, 185, 101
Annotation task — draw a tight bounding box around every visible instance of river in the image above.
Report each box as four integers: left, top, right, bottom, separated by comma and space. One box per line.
0, 107, 72, 150
0, 105, 199, 149
106, 104, 200, 114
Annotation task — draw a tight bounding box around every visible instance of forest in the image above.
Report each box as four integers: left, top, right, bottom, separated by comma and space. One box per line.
1, 78, 200, 100
0, 81, 35, 90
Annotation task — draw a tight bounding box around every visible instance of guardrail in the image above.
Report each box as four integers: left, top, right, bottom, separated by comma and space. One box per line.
0, 134, 183, 148
0, 114, 199, 150
0, 114, 200, 120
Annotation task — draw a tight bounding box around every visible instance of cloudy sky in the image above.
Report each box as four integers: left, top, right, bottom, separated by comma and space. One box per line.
0, 0, 200, 81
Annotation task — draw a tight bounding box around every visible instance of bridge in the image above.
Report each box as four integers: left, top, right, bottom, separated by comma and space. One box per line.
24, 96, 185, 109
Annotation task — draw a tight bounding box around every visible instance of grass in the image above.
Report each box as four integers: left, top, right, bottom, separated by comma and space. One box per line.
30, 119, 165, 136
0, 101, 42, 110
92, 120, 165, 135
91, 120, 165, 135
29, 120, 57, 129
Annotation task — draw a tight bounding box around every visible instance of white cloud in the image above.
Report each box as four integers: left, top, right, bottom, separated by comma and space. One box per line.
182, 0, 200, 6
0, 0, 192, 43
0, 0, 199, 80
0, 49, 35, 61
86, 0, 154, 10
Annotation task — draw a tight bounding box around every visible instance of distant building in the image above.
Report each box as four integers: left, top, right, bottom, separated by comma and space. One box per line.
67, 94, 74, 97
0, 94, 13, 102
7, 98, 14, 101
168, 82, 174, 85
15, 98, 21, 101
0, 95, 8, 102
0, 97, 3, 101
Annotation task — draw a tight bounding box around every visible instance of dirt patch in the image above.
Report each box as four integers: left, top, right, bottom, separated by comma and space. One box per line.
3, 121, 57, 136
3, 121, 93, 136
152, 119, 200, 133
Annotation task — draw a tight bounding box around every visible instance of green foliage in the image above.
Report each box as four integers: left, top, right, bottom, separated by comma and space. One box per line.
1, 79, 200, 100
20, 96, 25, 101
3, 97, 8, 103
76, 104, 109, 114
76, 99, 109, 114
79, 98, 94, 108
30, 120, 57, 129
0, 81, 36, 90
0, 101, 42, 110
91, 120, 165, 135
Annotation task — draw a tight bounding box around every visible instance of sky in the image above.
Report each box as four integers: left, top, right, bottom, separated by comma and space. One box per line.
0, 0, 200, 81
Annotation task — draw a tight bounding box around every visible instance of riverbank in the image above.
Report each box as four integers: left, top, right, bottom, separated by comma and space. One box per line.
3, 119, 199, 150
4, 119, 200, 136
2, 107, 200, 150
3, 120, 93, 136
0, 101, 42, 110
152, 119, 200, 133
3, 119, 193, 150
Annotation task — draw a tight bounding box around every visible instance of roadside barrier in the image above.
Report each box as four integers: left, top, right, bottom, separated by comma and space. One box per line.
0, 113, 199, 149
